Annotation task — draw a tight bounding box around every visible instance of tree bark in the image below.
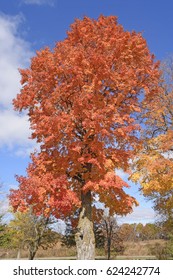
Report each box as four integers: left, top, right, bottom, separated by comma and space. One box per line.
75, 191, 95, 259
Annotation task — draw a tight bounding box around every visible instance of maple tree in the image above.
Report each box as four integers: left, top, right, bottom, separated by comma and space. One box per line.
9, 15, 160, 259
131, 57, 173, 225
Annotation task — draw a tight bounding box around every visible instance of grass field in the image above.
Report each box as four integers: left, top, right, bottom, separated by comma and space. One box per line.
0, 239, 166, 260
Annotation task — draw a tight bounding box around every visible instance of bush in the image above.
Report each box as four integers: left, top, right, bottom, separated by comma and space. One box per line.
150, 242, 168, 260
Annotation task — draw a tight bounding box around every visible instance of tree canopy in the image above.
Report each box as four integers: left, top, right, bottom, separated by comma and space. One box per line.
131, 57, 173, 226
9, 15, 160, 259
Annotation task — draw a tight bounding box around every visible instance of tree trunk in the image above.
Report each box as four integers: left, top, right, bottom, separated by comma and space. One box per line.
75, 191, 95, 259
28, 226, 44, 260
28, 242, 40, 260
107, 237, 111, 260
17, 249, 21, 259
29, 249, 37, 260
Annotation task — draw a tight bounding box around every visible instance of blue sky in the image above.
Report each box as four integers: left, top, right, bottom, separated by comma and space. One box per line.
0, 0, 173, 224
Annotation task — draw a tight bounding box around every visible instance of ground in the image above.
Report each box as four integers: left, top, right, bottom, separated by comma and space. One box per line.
0, 239, 166, 260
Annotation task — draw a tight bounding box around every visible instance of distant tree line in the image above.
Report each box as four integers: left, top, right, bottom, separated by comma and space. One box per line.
0, 208, 173, 260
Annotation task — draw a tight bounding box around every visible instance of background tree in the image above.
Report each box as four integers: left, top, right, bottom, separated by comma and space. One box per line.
94, 222, 105, 250
118, 223, 138, 242
0, 215, 11, 249
10, 15, 160, 259
101, 214, 124, 259
0, 184, 11, 250
8, 208, 59, 260
61, 217, 77, 248
136, 223, 159, 241
0, 215, 5, 246
131, 56, 173, 232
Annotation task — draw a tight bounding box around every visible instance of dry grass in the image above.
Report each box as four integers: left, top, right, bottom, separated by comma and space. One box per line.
0, 239, 166, 260
36, 242, 77, 259
123, 239, 166, 257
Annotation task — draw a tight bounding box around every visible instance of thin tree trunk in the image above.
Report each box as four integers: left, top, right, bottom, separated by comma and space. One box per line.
28, 220, 46, 260
29, 251, 35, 260
75, 191, 95, 259
17, 248, 21, 259
107, 237, 111, 260
29, 247, 37, 260
28, 240, 40, 260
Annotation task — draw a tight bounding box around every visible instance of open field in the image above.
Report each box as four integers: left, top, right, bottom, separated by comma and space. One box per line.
0, 239, 166, 260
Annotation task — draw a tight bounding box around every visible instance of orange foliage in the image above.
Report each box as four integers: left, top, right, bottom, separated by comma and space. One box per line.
9, 155, 80, 218
10, 16, 160, 218
131, 58, 173, 205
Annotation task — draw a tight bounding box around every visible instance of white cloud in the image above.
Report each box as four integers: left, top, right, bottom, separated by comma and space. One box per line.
0, 14, 32, 107
0, 13, 36, 155
0, 109, 31, 148
21, 0, 55, 6
117, 206, 156, 225
0, 197, 9, 215
0, 185, 10, 216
